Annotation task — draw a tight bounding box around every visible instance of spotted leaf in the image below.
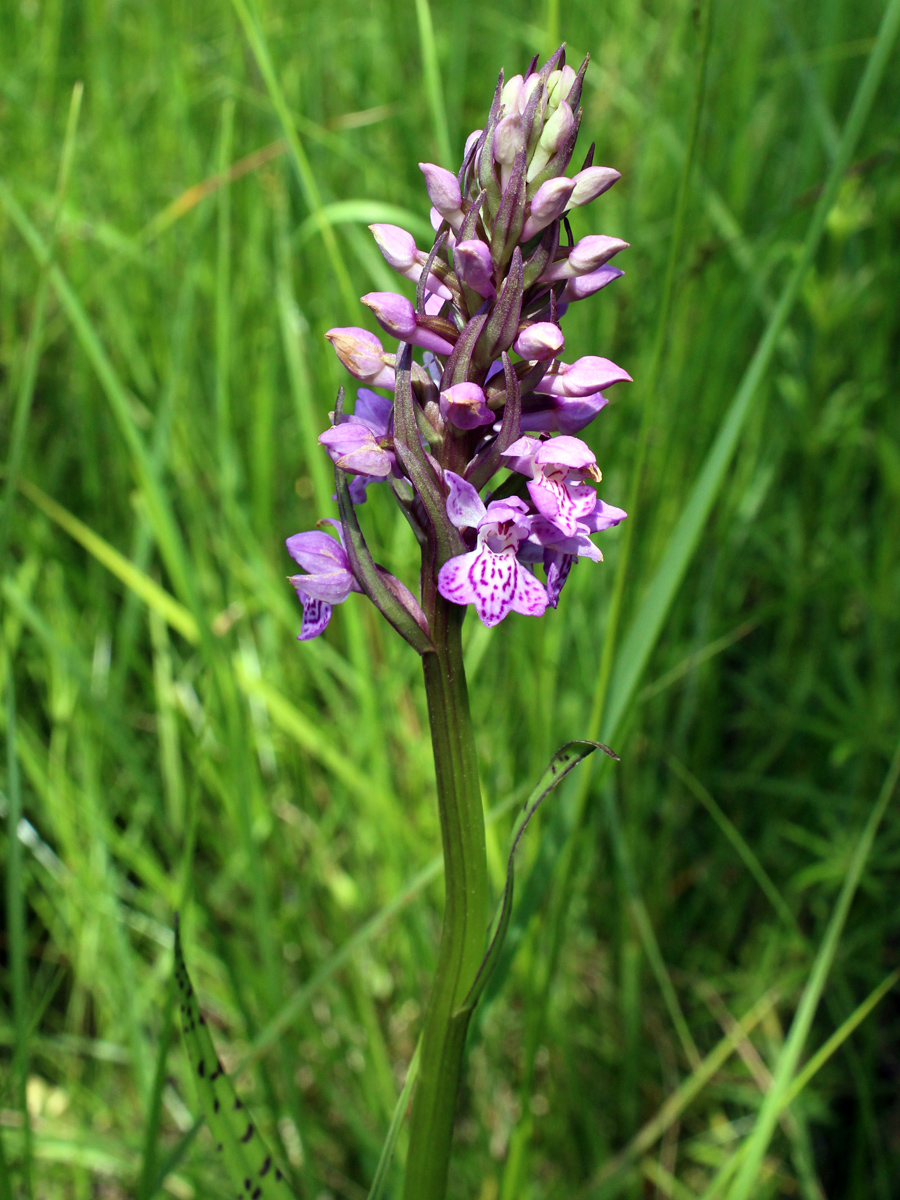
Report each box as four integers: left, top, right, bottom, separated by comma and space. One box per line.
174, 920, 297, 1199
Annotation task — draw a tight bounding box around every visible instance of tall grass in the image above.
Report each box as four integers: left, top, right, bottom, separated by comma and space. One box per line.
2, 0, 899, 1197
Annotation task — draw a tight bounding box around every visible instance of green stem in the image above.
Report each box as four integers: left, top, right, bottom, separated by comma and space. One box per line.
404, 593, 488, 1200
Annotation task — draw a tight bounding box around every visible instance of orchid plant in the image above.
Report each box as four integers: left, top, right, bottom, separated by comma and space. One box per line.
178, 45, 629, 1200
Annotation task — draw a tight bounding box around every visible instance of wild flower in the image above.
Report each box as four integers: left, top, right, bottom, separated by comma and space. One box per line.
284, 45, 630, 1200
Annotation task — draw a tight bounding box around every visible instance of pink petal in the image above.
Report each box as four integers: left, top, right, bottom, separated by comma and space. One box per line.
510, 562, 549, 617
286, 530, 350, 574
533, 435, 596, 470
444, 471, 487, 530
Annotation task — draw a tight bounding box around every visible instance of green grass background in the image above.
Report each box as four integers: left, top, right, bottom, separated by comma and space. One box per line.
2, 0, 900, 1196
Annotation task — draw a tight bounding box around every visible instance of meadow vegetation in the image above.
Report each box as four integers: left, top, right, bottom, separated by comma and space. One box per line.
1, 0, 900, 1196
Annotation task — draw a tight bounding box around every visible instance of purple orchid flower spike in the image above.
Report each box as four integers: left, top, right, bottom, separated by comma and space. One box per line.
503, 434, 599, 537
285, 47, 634, 1199
286, 523, 361, 640
437, 472, 548, 627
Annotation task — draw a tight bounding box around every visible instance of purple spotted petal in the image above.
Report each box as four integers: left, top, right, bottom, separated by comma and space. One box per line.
510, 563, 549, 617
296, 595, 333, 640
444, 471, 486, 530
543, 552, 572, 608
527, 477, 596, 538
438, 546, 517, 627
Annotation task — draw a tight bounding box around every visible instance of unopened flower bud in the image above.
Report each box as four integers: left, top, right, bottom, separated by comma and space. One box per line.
535, 355, 632, 398
566, 166, 621, 209
569, 234, 628, 274
539, 100, 574, 154
454, 238, 496, 298
463, 128, 483, 163
517, 72, 544, 115
520, 393, 611, 435
547, 65, 577, 109
493, 114, 525, 165
526, 100, 574, 181
440, 382, 494, 430
370, 223, 417, 272
369, 223, 453, 299
500, 74, 524, 114
514, 322, 565, 361
419, 163, 464, 227
521, 176, 576, 240
325, 327, 395, 388
563, 264, 624, 302
539, 235, 629, 282
361, 292, 455, 356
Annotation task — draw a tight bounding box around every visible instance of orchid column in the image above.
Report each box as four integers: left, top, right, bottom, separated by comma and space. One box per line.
286, 47, 630, 1199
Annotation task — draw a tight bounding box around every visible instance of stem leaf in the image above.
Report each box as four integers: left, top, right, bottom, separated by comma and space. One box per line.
173, 920, 296, 1199
457, 739, 617, 1016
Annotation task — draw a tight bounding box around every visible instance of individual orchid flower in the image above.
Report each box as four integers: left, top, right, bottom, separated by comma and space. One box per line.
286, 523, 361, 640
319, 389, 396, 505
520, 501, 628, 605
502, 434, 600, 538
437, 472, 549, 627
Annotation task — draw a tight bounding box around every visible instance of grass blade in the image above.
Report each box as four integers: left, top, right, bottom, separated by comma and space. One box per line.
15, 477, 200, 644
136, 980, 176, 1200
4, 669, 33, 1198
0, 81, 82, 563
367, 1039, 421, 1200
726, 732, 900, 1199
584, 988, 781, 1197
413, 0, 452, 166
230, 0, 358, 317
603, 0, 900, 745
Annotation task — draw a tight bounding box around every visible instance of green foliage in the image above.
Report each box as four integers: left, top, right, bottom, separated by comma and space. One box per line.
2, 0, 900, 1197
